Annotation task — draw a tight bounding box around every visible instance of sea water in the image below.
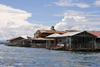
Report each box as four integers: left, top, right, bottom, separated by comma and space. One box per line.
0, 44, 100, 67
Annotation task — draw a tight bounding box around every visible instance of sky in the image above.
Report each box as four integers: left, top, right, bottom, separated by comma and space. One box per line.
0, 0, 100, 40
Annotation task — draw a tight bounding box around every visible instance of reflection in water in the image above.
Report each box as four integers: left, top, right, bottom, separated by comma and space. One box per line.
0, 44, 100, 67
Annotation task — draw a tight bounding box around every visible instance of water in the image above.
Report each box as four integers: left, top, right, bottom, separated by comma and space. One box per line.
0, 44, 100, 67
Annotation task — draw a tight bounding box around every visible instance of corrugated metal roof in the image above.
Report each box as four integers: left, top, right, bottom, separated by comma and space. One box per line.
46, 33, 61, 38
66, 30, 80, 32
28, 37, 54, 40
60, 32, 81, 37
89, 32, 100, 37
46, 31, 97, 38
60, 31, 97, 37
7, 37, 24, 41
21, 35, 28, 39
39, 30, 67, 34
7, 35, 28, 41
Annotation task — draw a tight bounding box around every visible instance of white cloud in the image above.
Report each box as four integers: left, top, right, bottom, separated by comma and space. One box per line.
94, 0, 100, 6
55, 10, 100, 31
0, 4, 32, 27
71, 25, 90, 31
0, 24, 49, 40
0, 4, 50, 40
44, 4, 52, 6
53, 0, 90, 8
76, 3, 90, 8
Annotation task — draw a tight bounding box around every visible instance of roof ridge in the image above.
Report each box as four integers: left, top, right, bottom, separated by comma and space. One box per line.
39, 30, 65, 31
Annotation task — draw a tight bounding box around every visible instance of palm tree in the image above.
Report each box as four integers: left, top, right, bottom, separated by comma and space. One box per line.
50, 26, 55, 31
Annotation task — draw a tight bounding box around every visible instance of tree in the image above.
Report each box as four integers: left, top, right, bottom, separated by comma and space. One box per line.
50, 26, 55, 31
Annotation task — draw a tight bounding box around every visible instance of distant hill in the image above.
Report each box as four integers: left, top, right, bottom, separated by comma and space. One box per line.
0, 40, 8, 44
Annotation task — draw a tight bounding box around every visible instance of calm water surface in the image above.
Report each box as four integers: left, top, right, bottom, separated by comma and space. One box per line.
0, 44, 100, 67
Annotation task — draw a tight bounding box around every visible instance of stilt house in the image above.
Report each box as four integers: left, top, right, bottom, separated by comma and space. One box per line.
47, 31, 97, 50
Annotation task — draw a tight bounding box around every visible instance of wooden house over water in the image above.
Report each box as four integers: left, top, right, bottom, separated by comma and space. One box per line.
6, 29, 100, 51
6, 36, 29, 47
6, 36, 25, 46
89, 31, 100, 49
47, 31, 97, 51
26, 37, 55, 48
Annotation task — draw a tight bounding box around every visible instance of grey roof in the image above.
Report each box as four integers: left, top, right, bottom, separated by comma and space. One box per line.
20, 35, 28, 39
47, 32, 82, 38
46, 33, 61, 38
59, 31, 82, 37
47, 31, 96, 38
97, 36, 100, 38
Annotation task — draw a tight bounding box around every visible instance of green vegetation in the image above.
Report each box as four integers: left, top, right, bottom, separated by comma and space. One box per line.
50, 26, 56, 31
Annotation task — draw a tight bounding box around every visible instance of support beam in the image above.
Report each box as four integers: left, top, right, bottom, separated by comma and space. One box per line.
46, 40, 47, 48
92, 37, 93, 49
49, 40, 50, 48
81, 37, 82, 48
54, 39, 56, 44
94, 37, 97, 49
58, 38, 59, 43
69, 37, 71, 48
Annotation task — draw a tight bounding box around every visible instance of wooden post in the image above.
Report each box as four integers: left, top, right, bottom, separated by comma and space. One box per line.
85, 37, 86, 48
54, 39, 55, 44
81, 37, 82, 48
92, 37, 93, 49
77, 37, 78, 48
69, 37, 71, 48
33, 40, 34, 47
49, 40, 50, 48
80, 38, 81, 47
64, 37, 66, 43
34, 41, 36, 47
46, 40, 47, 48
58, 38, 59, 43
34, 40, 36, 47
94, 37, 97, 49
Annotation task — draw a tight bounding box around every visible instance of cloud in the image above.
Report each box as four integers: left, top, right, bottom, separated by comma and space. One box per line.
0, 4, 50, 40
44, 4, 52, 6
0, 4, 32, 27
53, 0, 90, 8
55, 10, 100, 31
94, 0, 100, 6
54, 11, 100, 17
0, 24, 50, 40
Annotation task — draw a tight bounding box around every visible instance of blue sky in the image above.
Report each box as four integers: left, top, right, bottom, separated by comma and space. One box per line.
0, 0, 63, 26
0, 0, 100, 31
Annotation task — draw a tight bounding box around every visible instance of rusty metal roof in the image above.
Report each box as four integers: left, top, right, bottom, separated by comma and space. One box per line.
7, 37, 24, 41
7, 35, 28, 41
38, 30, 67, 34
46, 33, 61, 38
28, 37, 54, 40
89, 31, 100, 37
66, 30, 80, 32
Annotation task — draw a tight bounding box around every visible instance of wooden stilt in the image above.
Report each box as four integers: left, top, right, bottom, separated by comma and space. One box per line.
69, 37, 71, 48
92, 37, 93, 49
49, 40, 50, 48
46, 40, 47, 48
